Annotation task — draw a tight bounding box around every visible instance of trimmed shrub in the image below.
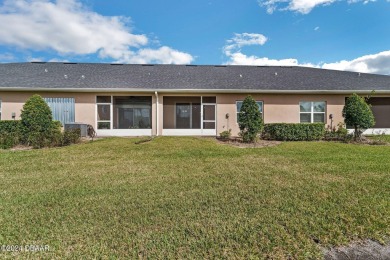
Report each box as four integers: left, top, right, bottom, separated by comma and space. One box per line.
62, 129, 81, 146
324, 122, 352, 142
20, 95, 56, 148
0, 121, 22, 149
343, 93, 375, 141
219, 129, 232, 140
0, 120, 22, 133
46, 121, 64, 147
238, 95, 264, 143
263, 123, 325, 141
0, 132, 18, 149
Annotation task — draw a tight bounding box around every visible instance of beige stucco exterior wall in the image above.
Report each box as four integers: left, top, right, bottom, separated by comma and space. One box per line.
216, 94, 346, 136
155, 93, 346, 136
4, 91, 387, 137
0, 91, 157, 135
0, 91, 96, 126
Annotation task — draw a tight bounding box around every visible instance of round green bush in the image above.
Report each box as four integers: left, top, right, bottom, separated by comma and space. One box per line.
238, 95, 264, 143
342, 93, 375, 140
20, 95, 55, 148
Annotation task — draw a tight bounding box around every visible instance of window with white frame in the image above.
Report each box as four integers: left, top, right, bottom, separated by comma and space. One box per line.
96, 96, 152, 130
113, 96, 152, 129
299, 101, 326, 123
97, 96, 111, 129
236, 101, 263, 123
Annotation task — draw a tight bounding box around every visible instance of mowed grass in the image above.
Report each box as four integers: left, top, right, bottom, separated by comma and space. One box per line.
368, 134, 390, 143
0, 137, 389, 259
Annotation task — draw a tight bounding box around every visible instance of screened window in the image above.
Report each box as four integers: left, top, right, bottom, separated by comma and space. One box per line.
299, 101, 326, 123
96, 96, 152, 130
97, 96, 111, 103
163, 97, 201, 129
113, 96, 152, 129
236, 101, 263, 123
97, 96, 111, 129
202, 96, 216, 103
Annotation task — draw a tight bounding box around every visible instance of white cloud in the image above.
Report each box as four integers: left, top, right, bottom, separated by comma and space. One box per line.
322, 50, 390, 74
0, 0, 193, 64
0, 52, 15, 62
223, 33, 268, 56
225, 51, 317, 67
223, 33, 390, 74
314, 26, 320, 31
226, 49, 390, 75
117, 46, 194, 65
226, 52, 302, 66
223, 33, 306, 66
259, 0, 378, 14
48, 58, 70, 62
28, 57, 43, 62
226, 33, 268, 49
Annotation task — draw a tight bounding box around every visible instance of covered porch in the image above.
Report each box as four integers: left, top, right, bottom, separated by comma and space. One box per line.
162, 96, 217, 136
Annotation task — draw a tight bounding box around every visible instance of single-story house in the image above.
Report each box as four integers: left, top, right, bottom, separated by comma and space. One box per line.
0, 62, 389, 136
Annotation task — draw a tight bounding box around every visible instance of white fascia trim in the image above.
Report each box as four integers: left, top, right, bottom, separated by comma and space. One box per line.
0, 87, 389, 94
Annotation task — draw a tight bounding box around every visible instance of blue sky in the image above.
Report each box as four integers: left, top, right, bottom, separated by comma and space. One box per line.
0, 0, 389, 74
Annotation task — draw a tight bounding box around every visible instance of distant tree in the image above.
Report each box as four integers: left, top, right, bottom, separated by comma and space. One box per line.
238, 95, 263, 143
342, 93, 375, 141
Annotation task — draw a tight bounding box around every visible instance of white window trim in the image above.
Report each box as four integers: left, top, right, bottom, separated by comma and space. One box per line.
299, 101, 326, 123
96, 96, 112, 130
236, 100, 264, 123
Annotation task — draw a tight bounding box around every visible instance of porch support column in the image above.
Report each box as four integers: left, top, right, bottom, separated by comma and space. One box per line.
155, 91, 159, 136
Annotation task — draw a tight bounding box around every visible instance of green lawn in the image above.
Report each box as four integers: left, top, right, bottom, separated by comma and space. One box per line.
0, 137, 389, 259
367, 134, 390, 143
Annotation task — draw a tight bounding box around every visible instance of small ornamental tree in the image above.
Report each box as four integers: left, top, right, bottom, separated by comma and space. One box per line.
20, 94, 56, 148
342, 93, 375, 141
238, 95, 263, 143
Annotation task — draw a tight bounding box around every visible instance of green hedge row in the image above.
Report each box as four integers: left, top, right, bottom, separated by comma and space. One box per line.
0, 120, 62, 134
0, 121, 22, 149
0, 120, 21, 134
0, 120, 80, 149
263, 123, 325, 141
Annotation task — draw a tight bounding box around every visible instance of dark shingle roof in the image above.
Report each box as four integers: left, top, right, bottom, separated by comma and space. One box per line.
0, 62, 389, 92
